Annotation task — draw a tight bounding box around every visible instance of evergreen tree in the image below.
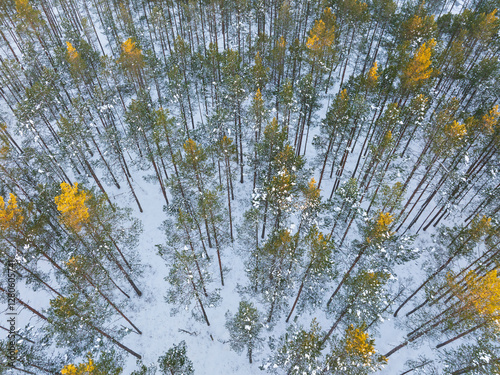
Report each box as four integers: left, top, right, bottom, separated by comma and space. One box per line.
323, 324, 387, 374
225, 301, 263, 363
268, 319, 324, 375
157, 341, 194, 375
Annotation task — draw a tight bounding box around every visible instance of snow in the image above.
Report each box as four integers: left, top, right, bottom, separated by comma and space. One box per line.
0, 0, 496, 374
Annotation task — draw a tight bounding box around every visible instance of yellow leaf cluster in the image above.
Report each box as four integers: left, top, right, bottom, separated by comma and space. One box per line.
445, 120, 467, 140
279, 229, 291, 245
376, 212, 394, 229
306, 29, 321, 50
50, 295, 76, 318
66, 41, 79, 62
0, 193, 24, 231
344, 325, 377, 363
271, 168, 293, 197
367, 211, 394, 243
306, 10, 335, 52
15, 0, 30, 14
401, 14, 436, 42
61, 357, 95, 374
340, 88, 348, 102
468, 215, 492, 242
367, 61, 378, 85
15, 0, 43, 28
254, 88, 262, 103
483, 8, 498, 26
403, 39, 436, 89
278, 36, 286, 49
54, 182, 89, 232
122, 38, 140, 57
449, 270, 500, 318
118, 38, 145, 70
381, 130, 392, 146
476, 9, 499, 41
66, 256, 85, 273
61, 364, 77, 374
482, 105, 499, 133
183, 138, 202, 162
305, 177, 321, 201
221, 135, 233, 147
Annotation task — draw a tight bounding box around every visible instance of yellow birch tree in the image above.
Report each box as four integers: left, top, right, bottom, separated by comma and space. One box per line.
0, 193, 24, 231
54, 182, 89, 232
61, 355, 95, 374
402, 39, 436, 90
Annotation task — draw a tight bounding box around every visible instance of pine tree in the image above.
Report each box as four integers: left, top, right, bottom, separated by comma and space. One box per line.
47, 294, 141, 359
323, 324, 387, 374
225, 301, 263, 363
117, 38, 146, 87
65, 41, 86, 76
401, 39, 437, 91
0, 328, 62, 374
65, 256, 142, 334
251, 52, 269, 91
269, 319, 324, 375
286, 225, 335, 322
157, 341, 194, 375
306, 8, 336, 76
394, 215, 492, 317
436, 337, 500, 374
162, 245, 219, 326
248, 229, 299, 323
323, 269, 392, 346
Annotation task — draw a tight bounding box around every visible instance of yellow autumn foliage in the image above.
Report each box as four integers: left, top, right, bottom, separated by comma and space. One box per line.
445, 120, 467, 140
254, 88, 262, 103
66, 41, 79, 62
367, 61, 379, 86
401, 14, 436, 42
475, 9, 499, 41
0, 193, 24, 231
54, 182, 89, 232
278, 36, 286, 49
183, 138, 203, 164
306, 9, 335, 53
304, 177, 321, 202
340, 88, 348, 102
344, 325, 386, 365
380, 130, 393, 149
482, 105, 499, 133
61, 356, 95, 374
468, 215, 492, 242
376, 212, 394, 230
449, 270, 500, 319
367, 211, 394, 243
15, 0, 29, 11
118, 38, 145, 71
403, 39, 436, 89
15, 0, 43, 29
122, 38, 141, 57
